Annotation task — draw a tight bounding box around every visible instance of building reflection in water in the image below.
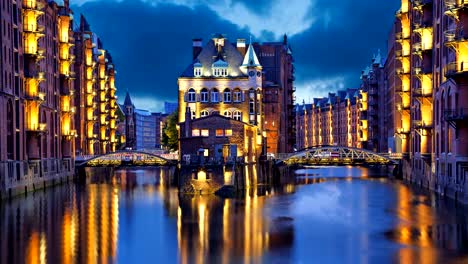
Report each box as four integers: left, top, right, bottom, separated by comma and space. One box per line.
0, 166, 467, 263
388, 183, 468, 263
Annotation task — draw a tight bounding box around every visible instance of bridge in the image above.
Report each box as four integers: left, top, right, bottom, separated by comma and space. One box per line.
76, 151, 177, 168
276, 146, 398, 166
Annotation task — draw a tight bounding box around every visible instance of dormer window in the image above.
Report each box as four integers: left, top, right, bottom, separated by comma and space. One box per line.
194, 67, 202, 77
213, 68, 228, 77
194, 62, 203, 77
212, 58, 228, 77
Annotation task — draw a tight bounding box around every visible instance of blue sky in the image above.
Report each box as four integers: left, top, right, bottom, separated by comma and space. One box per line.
72, 0, 399, 112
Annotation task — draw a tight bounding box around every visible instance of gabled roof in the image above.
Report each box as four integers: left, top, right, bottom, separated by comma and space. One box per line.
242, 43, 261, 67
180, 38, 245, 78
123, 91, 134, 106
213, 58, 228, 68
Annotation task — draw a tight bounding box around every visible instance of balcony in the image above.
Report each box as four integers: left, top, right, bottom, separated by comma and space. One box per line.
395, 32, 407, 42
396, 128, 410, 134
413, 87, 432, 97
25, 91, 45, 102
23, 1, 45, 13
87, 134, 99, 140
86, 116, 98, 122
445, 61, 468, 77
396, 67, 409, 76
413, 0, 432, 9
62, 106, 76, 113
24, 24, 45, 34
444, 0, 468, 17
413, 120, 432, 129
396, 103, 410, 111
27, 123, 47, 133
63, 130, 77, 139
444, 28, 468, 47
444, 108, 468, 121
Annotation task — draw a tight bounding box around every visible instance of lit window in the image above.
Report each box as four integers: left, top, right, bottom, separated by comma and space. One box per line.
201, 88, 208, 102
192, 129, 200, 136
187, 88, 196, 102
211, 88, 219, 103
200, 110, 209, 117
223, 111, 232, 118
233, 88, 242, 102
233, 111, 242, 121
223, 88, 231, 102
194, 67, 202, 77
216, 129, 224, 137
225, 129, 233, 136
201, 129, 209, 137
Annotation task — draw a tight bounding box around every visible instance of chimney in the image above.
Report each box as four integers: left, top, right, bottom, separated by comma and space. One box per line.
185, 106, 192, 138
193, 38, 203, 60
237, 39, 246, 56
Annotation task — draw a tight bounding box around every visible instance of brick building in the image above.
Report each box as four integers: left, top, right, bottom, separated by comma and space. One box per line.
387, 0, 468, 203
74, 15, 118, 156
295, 89, 360, 150
178, 34, 264, 161
254, 35, 295, 154
0, 0, 118, 197
179, 110, 259, 163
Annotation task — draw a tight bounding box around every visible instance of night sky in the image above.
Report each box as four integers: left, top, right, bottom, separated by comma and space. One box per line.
72, 0, 399, 112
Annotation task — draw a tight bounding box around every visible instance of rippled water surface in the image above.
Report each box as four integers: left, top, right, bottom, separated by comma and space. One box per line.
1, 166, 467, 263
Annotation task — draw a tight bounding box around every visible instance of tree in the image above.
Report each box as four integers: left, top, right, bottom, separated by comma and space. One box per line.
162, 111, 179, 152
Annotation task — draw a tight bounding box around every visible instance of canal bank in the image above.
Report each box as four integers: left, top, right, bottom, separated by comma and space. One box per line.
400, 158, 468, 205
0, 158, 75, 200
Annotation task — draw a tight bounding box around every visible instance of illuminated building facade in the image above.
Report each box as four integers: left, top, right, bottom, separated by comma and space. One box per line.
358, 52, 388, 153
178, 34, 264, 161
74, 15, 118, 155
0, 1, 118, 197
253, 36, 296, 154
389, 0, 468, 203
295, 89, 360, 149
0, 0, 78, 197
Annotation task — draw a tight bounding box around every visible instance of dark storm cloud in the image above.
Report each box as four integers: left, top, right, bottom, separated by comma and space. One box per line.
72, 0, 251, 107
292, 0, 399, 92
72, 0, 399, 109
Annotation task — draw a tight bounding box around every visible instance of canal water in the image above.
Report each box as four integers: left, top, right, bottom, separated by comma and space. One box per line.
1, 166, 467, 263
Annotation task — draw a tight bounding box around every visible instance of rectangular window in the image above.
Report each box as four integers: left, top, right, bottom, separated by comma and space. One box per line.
192, 129, 200, 137
216, 129, 224, 137
225, 129, 233, 136
201, 129, 209, 137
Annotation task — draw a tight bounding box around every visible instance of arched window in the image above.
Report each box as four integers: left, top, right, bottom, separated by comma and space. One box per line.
187, 88, 196, 102
6, 100, 13, 160
211, 88, 219, 103
200, 110, 209, 117
191, 111, 196, 120
233, 110, 242, 121
223, 88, 231, 102
201, 88, 208, 102
233, 88, 242, 102
223, 111, 232, 118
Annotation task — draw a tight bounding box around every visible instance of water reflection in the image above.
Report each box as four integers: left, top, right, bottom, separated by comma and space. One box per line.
0, 167, 467, 263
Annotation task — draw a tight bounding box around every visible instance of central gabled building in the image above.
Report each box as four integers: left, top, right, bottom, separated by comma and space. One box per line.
178, 34, 264, 162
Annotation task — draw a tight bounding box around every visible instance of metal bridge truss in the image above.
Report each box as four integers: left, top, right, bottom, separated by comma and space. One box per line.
79, 151, 172, 167
278, 146, 395, 166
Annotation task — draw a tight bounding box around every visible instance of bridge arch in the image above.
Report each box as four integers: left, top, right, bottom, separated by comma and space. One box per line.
277, 146, 396, 166
77, 151, 174, 167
